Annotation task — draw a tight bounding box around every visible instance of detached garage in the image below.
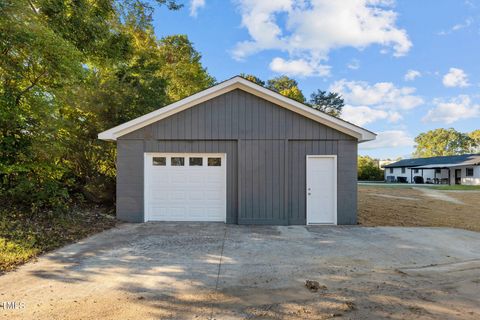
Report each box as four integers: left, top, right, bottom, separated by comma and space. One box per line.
99, 76, 375, 225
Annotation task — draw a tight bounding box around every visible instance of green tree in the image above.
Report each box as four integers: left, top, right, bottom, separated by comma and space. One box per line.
66, 30, 214, 203
239, 73, 265, 86
1, 0, 87, 211
57, 24, 169, 203
266, 76, 305, 102
308, 90, 344, 117
238, 74, 346, 117
158, 35, 215, 103
61, 24, 213, 205
357, 156, 384, 181
0, 0, 211, 210
469, 129, 480, 153
413, 128, 474, 158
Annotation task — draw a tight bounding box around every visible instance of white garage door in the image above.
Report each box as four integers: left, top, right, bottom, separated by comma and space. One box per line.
144, 153, 226, 222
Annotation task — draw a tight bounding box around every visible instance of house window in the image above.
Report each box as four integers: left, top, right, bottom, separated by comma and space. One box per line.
435, 169, 441, 174
208, 157, 222, 166
466, 168, 474, 177
413, 169, 419, 173
152, 157, 166, 166
189, 157, 203, 166
401, 167, 406, 174
171, 157, 185, 166
389, 168, 393, 174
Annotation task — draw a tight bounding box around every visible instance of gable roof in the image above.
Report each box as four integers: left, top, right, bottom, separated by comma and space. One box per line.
384, 153, 480, 168
98, 76, 376, 142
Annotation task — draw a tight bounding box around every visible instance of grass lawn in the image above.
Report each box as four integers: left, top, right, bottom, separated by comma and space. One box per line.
359, 182, 480, 191
429, 184, 480, 190
0, 206, 116, 273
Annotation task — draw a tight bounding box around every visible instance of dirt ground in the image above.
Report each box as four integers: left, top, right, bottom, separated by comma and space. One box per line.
0, 205, 116, 273
1, 223, 479, 320
358, 185, 480, 232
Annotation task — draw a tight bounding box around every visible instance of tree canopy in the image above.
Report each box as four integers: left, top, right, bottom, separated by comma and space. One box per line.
308, 90, 344, 117
413, 128, 478, 158
266, 76, 306, 103
239, 73, 265, 86
469, 130, 480, 153
240, 74, 344, 115
0, 0, 213, 212
357, 156, 384, 181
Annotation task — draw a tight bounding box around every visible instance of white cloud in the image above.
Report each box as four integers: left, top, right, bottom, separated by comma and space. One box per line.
423, 95, 480, 124
360, 130, 414, 150
330, 79, 424, 110
388, 111, 403, 122
452, 19, 472, 31
269, 57, 331, 77
442, 68, 470, 87
347, 59, 360, 70
331, 79, 422, 126
438, 18, 473, 35
404, 69, 421, 81
232, 0, 412, 76
464, 1, 476, 8
341, 105, 388, 126
341, 105, 403, 126
189, 0, 205, 17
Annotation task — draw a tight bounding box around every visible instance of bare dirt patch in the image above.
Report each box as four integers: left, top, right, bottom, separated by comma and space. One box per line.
0, 205, 117, 273
359, 185, 480, 232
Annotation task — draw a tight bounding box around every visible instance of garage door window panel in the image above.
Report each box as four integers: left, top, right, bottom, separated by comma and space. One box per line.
152, 157, 166, 166
208, 157, 221, 166
171, 157, 185, 166
189, 157, 203, 166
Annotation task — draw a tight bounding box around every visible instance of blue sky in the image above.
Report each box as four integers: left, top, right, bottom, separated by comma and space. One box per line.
153, 0, 480, 159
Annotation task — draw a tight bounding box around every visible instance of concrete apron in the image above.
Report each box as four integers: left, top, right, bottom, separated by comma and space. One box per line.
1, 223, 479, 319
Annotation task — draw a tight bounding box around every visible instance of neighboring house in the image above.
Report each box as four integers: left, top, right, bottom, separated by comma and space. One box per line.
99, 76, 376, 225
384, 154, 480, 185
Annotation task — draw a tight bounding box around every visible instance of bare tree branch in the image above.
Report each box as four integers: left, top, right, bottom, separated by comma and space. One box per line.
15, 69, 47, 105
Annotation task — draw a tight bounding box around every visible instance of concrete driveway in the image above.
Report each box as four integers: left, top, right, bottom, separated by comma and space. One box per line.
1, 223, 479, 319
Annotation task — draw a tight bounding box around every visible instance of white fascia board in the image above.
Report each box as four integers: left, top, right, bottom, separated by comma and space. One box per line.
98, 76, 376, 142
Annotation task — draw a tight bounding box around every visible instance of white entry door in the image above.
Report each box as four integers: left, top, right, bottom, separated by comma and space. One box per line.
306, 156, 337, 224
144, 153, 226, 222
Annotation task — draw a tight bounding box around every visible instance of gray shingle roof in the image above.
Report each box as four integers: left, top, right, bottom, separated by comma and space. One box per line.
384, 153, 480, 168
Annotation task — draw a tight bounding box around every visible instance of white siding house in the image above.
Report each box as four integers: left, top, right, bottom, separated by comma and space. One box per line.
450, 166, 479, 185
384, 154, 480, 185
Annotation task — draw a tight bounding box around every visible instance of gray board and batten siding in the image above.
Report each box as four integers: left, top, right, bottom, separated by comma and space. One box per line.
117, 88, 358, 225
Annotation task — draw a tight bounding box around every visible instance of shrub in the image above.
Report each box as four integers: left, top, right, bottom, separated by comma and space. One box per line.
358, 156, 384, 181
0, 162, 74, 215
